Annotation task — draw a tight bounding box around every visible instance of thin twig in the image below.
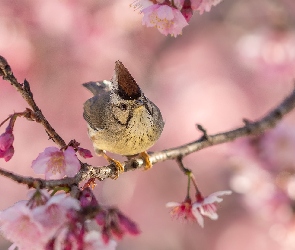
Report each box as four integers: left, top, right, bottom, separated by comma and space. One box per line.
176, 156, 191, 175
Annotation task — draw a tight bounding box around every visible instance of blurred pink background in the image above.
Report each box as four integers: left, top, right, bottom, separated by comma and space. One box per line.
1, 0, 295, 249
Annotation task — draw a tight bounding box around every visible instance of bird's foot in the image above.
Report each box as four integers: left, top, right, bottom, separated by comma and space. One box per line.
101, 151, 124, 179
140, 151, 152, 170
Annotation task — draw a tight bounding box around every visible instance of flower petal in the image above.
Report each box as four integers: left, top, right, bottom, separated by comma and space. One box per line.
31, 153, 51, 174
165, 202, 181, 208
63, 147, 80, 177
44, 170, 64, 180
203, 190, 232, 205
199, 205, 218, 220
141, 4, 188, 37
191, 206, 204, 228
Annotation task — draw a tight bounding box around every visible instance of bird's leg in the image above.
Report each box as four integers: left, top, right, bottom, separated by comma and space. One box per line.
95, 149, 124, 179
139, 151, 152, 170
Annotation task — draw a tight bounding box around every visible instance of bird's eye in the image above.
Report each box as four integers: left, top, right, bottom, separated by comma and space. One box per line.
119, 103, 127, 111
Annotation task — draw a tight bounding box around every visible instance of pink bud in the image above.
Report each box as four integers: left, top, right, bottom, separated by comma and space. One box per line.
79, 188, 99, 208
77, 147, 93, 158
117, 212, 140, 235
94, 208, 140, 243
0, 129, 14, 161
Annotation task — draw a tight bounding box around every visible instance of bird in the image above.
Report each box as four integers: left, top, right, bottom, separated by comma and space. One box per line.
83, 61, 164, 178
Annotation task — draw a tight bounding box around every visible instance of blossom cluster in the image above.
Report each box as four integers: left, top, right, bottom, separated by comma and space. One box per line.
132, 0, 224, 36
0, 188, 139, 249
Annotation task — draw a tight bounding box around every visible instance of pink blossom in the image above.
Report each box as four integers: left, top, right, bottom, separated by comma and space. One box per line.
33, 193, 80, 232
31, 146, 80, 179
0, 128, 14, 161
49, 229, 117, 250
193, 0, 223, 14
167, 191, 232, 227
130, 0, 154, 11
46, 208, 115, 250
166, 197, 198, 221
83, 231, 117, 250
0, 201, 45, 250
142, 4, 188, 36
192, 190, 232, 227
0, 192, 82, 249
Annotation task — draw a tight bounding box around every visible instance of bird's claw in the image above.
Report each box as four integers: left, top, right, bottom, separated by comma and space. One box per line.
101, 152, 124, 179
140, 151, 152, 170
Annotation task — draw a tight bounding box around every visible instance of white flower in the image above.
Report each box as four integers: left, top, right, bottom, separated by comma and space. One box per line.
192, 190, 232, 227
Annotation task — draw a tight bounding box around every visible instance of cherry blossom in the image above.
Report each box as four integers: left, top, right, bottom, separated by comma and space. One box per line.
31, 146, 80, 179
131, 0, 154, 11
194, 0, 223, 14
50, 228, 117, 250
0, 201, 45, 250
0, 128, 14, 162
0, 192, 83, 249
132, 0, 224, 33
83, 231, 117, 250
166, 197, 199, 221
33, 193, 80, 232
192, 190, 232, 227
167, 191, 232, 227
142, 4, 188, 36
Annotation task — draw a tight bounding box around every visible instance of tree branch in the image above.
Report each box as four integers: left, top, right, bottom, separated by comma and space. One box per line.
1, 55, 295, 188
148, 86, 295, 163
0, 56, 66, 148
82, 85, 295, 179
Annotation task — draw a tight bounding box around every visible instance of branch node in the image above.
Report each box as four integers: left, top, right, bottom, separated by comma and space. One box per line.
33, 110, 43, 123
23, 79, 33, 98
242, 118, 253, 133
196, 124, 211, 141
273, 109, 283, 119
130, 159, 139, 169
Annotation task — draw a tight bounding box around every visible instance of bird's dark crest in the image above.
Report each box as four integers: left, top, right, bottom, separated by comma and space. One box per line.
115, 61, 141, 100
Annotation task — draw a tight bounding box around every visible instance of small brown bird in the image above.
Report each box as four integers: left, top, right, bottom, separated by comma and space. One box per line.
83, 61, 164, 177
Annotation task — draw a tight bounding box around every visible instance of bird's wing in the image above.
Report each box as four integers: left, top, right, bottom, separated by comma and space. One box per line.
83, 93, 110, 131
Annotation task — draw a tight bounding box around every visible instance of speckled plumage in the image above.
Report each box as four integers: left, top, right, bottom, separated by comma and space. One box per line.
83, 61, 164, 156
